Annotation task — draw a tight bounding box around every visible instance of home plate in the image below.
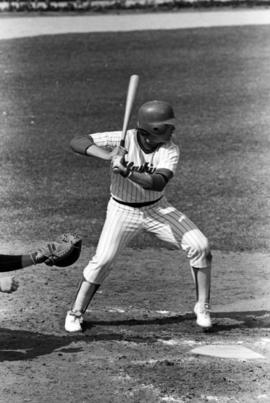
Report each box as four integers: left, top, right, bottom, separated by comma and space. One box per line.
190, 345, 265, 359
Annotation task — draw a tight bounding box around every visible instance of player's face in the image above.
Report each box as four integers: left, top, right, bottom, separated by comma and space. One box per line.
146, 125, 175, 146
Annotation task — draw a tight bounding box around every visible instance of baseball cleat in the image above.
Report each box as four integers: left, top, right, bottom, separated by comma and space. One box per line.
194, 302, 212, 328
65, 310, 83, 332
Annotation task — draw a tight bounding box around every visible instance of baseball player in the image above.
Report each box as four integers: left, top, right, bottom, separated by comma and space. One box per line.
65, 100, 212, 332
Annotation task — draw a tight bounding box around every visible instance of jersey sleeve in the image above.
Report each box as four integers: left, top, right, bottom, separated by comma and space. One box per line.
155, 142, 180, 175
90, 131, 122, 148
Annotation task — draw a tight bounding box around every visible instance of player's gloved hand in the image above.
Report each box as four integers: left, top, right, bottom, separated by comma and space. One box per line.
0, 276, 19, 293
33, 233, 82, 267
112, 146, 128, 160
111, 146, 129, 177
109, 147, 120, 160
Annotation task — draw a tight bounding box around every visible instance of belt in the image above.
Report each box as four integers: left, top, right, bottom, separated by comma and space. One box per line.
112, 196, 163, 208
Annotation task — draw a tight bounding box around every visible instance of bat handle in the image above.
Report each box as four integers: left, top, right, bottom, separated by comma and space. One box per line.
120, 139, 125, 147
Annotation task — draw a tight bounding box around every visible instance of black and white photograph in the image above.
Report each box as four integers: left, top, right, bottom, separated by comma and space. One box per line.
0, 2, 269, 402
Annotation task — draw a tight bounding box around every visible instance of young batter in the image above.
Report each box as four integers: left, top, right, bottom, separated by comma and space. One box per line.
65, 100, 212, 332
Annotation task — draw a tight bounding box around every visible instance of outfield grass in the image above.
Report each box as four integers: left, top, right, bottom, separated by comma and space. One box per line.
0, 25, 269, 251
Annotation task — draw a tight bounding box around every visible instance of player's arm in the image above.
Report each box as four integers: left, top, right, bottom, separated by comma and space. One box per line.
128, 169, 173, 191
112, 156, 173, 191
70, 135, 117, 161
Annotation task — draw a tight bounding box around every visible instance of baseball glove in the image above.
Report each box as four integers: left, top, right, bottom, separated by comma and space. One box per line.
34, 233, 82, 267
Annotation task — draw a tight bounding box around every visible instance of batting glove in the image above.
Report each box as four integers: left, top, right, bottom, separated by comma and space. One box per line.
111, 146, 129, 177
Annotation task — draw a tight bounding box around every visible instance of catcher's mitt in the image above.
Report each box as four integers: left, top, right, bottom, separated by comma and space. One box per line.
35, 233, 82, 267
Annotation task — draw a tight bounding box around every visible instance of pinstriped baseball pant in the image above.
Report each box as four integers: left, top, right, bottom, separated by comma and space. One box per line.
84, 197, 211, 284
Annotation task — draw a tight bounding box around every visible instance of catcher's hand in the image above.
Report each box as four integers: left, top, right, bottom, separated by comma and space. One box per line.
0, 276, 19, 293
35, 233, 82, 267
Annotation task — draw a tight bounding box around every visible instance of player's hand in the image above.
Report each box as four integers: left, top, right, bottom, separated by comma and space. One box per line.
111, 146, 129, 177
116, 146, 128, 157
111, 156, 129, 177
0, 276, 19, 293
109, 146, 127, 161
109, 147, 119, 160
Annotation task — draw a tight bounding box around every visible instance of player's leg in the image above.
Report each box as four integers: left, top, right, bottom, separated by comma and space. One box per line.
65, 200, 143, 332
190, 263, 211, 304
191, 264, 212, 328
64, 280, 100, 332
144, 199, 212, 328
180, 228, 212, 325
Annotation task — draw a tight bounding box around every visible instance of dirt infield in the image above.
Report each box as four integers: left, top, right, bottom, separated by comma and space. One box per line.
0, 11, 270, 403
0, 241, 269, 402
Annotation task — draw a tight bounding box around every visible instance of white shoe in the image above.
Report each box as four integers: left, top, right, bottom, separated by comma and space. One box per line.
65, 310, 83, 332
194, 302, 212, 328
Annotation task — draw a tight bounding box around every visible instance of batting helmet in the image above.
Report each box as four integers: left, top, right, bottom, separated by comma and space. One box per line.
137, 100, 177, 136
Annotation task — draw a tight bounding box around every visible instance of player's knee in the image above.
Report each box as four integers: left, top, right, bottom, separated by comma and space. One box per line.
183, 231, 212, 267
83, 259, 112, 284
198, 236, 211, 263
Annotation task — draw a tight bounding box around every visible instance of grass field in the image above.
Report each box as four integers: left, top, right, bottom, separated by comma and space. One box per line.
0, 25, 270, 252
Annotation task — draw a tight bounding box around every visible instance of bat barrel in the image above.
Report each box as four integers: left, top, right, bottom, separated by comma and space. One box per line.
120, 74, 140, 145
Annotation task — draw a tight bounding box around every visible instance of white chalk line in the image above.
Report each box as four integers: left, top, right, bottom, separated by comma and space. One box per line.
105, 308, 181, 316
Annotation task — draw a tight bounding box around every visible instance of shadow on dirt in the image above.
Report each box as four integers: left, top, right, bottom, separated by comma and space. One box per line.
85, 312, 195, 328
0, 327, 160, 362
210, 310, 270, 332
0, 328, 85, 362
84, 309, 270, 330
1, 310, 269, 361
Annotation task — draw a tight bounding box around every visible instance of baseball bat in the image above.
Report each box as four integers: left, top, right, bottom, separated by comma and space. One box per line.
119, 74, 140, 147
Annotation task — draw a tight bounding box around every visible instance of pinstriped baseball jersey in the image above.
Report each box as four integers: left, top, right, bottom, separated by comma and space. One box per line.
90, 129, 180, 203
